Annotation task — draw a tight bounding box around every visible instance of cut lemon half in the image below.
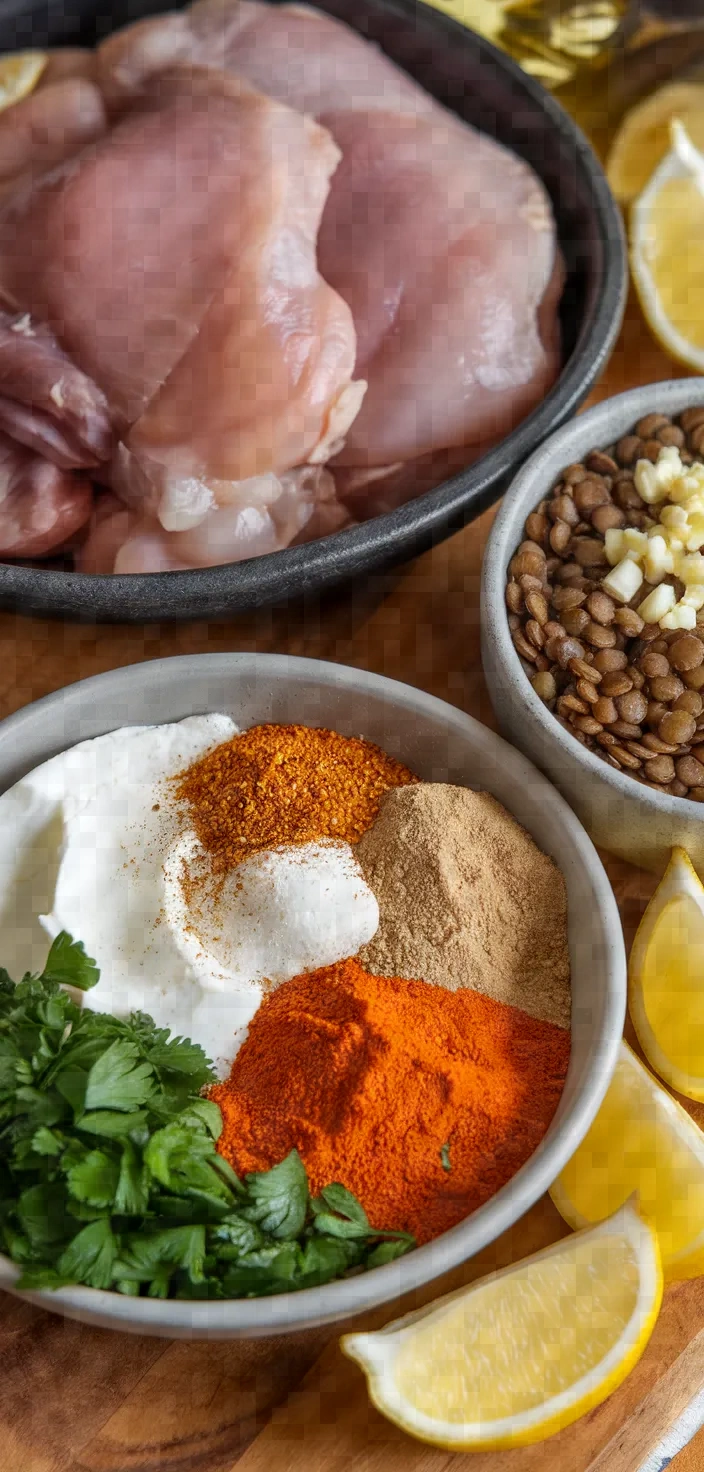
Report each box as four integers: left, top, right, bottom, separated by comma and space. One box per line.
0, 52, 47, 114
550, 1041, 704, 1279
631, 120, 704, 373
342, 1203, 662, 1451
629, 846, 704, 1100
607, 82, 704, 206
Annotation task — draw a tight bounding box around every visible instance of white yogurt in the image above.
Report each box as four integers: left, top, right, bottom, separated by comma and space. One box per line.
0, 714, 380, 1076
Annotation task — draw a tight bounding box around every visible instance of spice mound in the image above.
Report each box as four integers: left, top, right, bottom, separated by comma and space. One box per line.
357, 783, 570, 1030
506, 407, 704, 799
176, 722, 417, 867
211, 958, 571, 1245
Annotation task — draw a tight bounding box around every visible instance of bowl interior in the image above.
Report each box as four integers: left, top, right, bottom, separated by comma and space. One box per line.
0, 0, 626, 620
0, 654, 625, 1336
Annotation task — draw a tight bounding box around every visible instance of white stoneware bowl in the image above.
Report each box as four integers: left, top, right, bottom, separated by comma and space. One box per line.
482, 379, 704, 875
0, 653, 624, 1337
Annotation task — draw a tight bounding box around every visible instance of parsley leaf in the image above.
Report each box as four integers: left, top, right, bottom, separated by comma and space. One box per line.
57, 1218, 117, 1289
84, 1041, 155, 1113
66, 1150, 120, 1208
243, 1151, 308, 1239
41, 933, 99, 992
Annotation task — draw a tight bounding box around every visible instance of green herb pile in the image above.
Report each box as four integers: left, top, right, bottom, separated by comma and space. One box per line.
0, 936, 414, 1298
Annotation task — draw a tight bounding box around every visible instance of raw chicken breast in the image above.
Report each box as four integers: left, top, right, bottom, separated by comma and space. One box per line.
0, 304, 111, 554
0, 76, 107, 195
0, 65, 362, 567
0, 432, 92, 557
317, 108, 561, 472
97, 1, 561, 513
97, 0, 438, 119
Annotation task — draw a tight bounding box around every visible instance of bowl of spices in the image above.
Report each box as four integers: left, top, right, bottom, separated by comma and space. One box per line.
482, 379, 704, 873
0, 653, 624, 1337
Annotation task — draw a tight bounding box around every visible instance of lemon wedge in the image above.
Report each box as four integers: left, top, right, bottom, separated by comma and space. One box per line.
0, 52, 47, 114
631, 120, 704, 373
550, 1041, 704, 1279
607, 82, 704, 207
342, 1203, 662, 1451
629, 846, 704, 1100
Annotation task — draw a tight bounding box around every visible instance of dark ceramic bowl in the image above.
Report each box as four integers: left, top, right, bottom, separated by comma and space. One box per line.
0, 0, 627, 621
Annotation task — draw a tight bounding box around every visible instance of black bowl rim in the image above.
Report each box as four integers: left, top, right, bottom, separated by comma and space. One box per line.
0, 0, 627, 620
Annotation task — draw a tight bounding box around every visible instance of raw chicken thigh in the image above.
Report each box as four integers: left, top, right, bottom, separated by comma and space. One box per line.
97, 1, 562, 515
0, 65, 363, 568
0, 0, 562, 569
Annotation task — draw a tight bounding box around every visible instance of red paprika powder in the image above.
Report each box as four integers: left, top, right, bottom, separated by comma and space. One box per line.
211, 958, 571, 1244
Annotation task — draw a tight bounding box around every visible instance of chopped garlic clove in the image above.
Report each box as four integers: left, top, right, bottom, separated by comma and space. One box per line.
686, 514, 704, 551
644, 534, 674, 583
661, 603, 698, 631
679, 552, 704, 584
602, 557, 644, 604
623, 528, 649, 557
605, 528, 625, 566
660, 504, 690, 534
635, 449, 681, 503
638, 583, 677, 623
683, 585, 704, 610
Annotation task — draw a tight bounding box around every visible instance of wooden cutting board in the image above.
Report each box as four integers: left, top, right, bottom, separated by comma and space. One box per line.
3, 295, 704, 1472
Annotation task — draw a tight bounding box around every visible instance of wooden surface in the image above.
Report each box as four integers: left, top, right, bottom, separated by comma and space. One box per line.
4, 294, 704, 1472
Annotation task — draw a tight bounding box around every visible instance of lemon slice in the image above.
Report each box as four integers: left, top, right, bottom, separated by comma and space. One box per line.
629, 846, 704, 1100
550, 1041, 704, 1278
342, 1203, 662, 1452
607, 82, 704, 207
630, 120, 704, 373
0, 52, 47, 114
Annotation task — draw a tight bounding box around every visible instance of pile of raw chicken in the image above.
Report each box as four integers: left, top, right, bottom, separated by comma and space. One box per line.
0, 0, 563, 573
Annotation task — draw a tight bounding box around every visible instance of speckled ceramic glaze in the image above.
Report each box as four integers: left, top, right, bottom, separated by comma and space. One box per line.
482, 379, 704, 875
0, 654, 624, 1336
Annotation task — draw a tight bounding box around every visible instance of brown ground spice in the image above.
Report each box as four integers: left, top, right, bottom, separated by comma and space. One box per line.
175, 722, 417, 868
357, 783, 571, 1029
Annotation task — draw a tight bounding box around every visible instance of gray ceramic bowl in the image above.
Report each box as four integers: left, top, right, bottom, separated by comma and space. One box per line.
482, 379, 704, 875
0, 654, 624, 1337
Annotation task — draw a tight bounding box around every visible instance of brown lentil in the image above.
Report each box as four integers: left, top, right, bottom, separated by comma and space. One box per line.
531, 672, 556, 702
505, 405, 704, 797
569, 656, 601, 683
525, 619, 545, 649
176, 723, 418, 867
561, 608, 590, 637
669, 635, 704, 672
593, 649, 628, 673
586, 591, 616, 625
644, 755, 676, 784
577, 679, 600, 704
675, 691, 704, 717
659, 711, 697, 746
616, 690, 648, 725
614, 607, 644, 635
593, 697, 618, 725
525, 590, 549, 625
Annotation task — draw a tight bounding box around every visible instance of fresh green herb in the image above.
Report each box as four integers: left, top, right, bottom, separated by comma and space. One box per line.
440, 1142, 452, 1173
0, 937, 414, 1298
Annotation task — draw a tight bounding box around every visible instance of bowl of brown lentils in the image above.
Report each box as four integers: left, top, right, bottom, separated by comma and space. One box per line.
481, 379, 704, 874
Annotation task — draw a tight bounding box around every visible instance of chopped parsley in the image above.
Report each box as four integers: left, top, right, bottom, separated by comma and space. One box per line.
0, 934, 414, 1298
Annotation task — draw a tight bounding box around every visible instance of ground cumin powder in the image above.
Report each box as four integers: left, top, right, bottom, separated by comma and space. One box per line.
212, 958, 571, 1244
357, 783, 570, 1029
